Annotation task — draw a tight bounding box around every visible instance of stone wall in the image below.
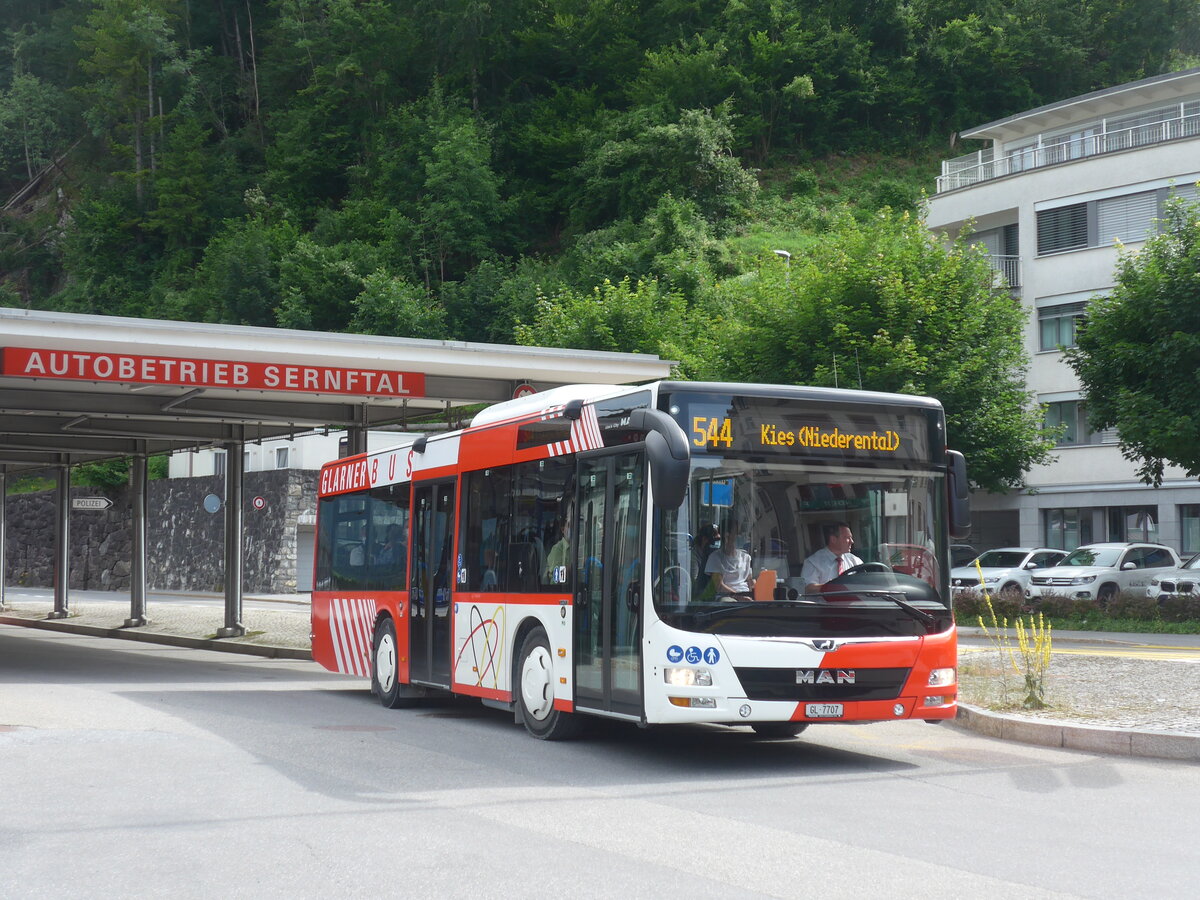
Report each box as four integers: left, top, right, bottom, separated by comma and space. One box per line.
3, 486, 133, 590
3, 471, 318, 594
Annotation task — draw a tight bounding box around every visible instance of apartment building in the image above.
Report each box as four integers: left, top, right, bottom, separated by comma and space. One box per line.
926, 67, 1200, 554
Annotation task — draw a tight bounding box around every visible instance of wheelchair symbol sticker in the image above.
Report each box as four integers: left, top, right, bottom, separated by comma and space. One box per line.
685, 646, 702, 664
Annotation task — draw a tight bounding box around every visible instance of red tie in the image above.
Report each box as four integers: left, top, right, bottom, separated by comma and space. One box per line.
836, 556, 844, 575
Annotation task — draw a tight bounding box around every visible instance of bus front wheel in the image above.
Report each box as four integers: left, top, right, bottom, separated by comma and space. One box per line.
516, 628, 581, 740
372, 617, 418, 709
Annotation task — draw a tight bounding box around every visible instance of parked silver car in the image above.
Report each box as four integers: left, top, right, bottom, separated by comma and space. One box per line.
1146, 553, 1200, 602
950, 547, 1067, 600
1027, 542, 1182, 604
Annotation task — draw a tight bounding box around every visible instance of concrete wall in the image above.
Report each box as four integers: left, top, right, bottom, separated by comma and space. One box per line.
3, 471, 318, 594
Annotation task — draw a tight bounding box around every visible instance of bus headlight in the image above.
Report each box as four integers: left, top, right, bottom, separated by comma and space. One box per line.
664, 667, 712, 687
927, 667, 956, 687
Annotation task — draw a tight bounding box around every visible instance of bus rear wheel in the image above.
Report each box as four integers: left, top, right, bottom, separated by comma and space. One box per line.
372, 617, 418, 709
516, 628, 581, 740
750, 722, 809, 739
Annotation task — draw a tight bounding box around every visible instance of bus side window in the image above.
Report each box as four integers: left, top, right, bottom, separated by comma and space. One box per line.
365, 483, 409, 589
510, 457, 573, 593
460, 467, 511, 593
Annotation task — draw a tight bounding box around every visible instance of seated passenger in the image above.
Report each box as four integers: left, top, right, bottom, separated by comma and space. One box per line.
479, 548, 499, 591
374, 524, 404, 566
348, 525, 368, 567
704, 522, 755, 600
691, 523, 720, 585
543, 517, 570, 586
801, 521, 863, 592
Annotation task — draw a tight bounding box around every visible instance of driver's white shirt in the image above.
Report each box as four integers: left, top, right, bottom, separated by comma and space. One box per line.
801, 547, 863, 586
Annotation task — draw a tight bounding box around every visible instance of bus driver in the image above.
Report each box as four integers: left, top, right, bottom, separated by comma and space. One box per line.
802, 521, 862, 593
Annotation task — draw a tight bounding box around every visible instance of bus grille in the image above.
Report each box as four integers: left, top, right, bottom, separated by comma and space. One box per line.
733, 667, 911, 702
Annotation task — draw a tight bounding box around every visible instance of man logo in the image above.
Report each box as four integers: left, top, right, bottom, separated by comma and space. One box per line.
812, 639, 838, 651
796, 669, 856, 685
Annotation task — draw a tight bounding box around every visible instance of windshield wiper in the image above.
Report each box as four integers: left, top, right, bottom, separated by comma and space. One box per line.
817, 589, 940, 627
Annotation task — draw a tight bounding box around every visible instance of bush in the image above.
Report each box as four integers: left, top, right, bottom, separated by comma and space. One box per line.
1030, 593, 1097, 620
1159, 594, 1200, 623
1106, 591, 1159, 621
952, 591, 981, 619
987, 592, 1023, 621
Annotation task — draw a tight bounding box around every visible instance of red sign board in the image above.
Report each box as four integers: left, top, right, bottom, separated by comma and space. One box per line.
1, 347, 425, 398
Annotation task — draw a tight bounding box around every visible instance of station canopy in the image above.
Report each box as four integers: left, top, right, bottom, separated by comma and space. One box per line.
0, 307, 675, 472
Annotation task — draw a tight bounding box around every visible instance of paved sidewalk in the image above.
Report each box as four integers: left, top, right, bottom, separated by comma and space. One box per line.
0, 592, 311, 660
3, 590, 1199, 761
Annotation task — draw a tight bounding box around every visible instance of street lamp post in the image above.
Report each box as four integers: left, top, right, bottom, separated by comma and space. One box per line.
773, 249, 791, 283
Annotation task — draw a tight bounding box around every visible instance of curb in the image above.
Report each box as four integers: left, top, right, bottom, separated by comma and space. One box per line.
0, 614, 311, 661
950, 702, 1200, 762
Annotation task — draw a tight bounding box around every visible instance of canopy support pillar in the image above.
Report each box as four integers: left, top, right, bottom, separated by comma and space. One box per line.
125, 453, 148, 627
217, 435, 246, 638
48, 459, 71, 619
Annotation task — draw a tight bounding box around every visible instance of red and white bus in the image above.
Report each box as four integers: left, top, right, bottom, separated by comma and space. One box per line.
311, 380, 971, 739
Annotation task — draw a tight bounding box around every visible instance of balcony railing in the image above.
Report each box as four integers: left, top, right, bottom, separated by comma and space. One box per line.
937, 109, 1200, 192
988, 254, 1021, 289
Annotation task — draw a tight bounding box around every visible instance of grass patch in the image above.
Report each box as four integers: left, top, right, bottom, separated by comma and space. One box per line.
1038, 616, 1200, 635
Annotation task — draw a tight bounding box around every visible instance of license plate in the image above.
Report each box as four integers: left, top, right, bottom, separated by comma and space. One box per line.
805, 703, 843, 718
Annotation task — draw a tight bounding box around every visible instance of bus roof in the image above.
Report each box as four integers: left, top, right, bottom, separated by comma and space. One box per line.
657, 381, 945, 411
469, 383, 635, 427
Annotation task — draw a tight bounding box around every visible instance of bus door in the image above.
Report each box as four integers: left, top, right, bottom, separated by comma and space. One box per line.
574, 450, 646, 719
409, 478, 456, 687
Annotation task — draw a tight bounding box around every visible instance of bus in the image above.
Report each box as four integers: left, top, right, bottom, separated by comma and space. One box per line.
311, 380, 971, 740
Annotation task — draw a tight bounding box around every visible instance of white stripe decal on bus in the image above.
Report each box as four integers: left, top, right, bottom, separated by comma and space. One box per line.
330, 597, 373, 677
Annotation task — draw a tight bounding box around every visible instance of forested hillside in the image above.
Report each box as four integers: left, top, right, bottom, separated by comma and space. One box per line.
2, 0, 1198, 488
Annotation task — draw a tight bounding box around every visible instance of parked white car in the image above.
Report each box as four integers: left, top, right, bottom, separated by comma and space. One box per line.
1146, 553, 1200, 603
950, 547, 1067, 600
1027, 542, 1182, 604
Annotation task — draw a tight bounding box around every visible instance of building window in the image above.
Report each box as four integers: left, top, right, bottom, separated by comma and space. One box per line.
1037, 187, 1198, 257
276, 447, 290, 469
243, 450, 251, 471
1108, 507, 1158, 543
1038, 302, 1087, 351
1037, 203, 1088, 254
213, 450, 227, 477
1044, 400, 1099, 446
1096, 191, 1158, 247
1044, 508, 1093, 550
1181, 505, 1200, 555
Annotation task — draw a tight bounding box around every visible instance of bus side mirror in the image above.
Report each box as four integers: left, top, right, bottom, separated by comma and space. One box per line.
947, 449, 971, 541
628, 408, 690, 509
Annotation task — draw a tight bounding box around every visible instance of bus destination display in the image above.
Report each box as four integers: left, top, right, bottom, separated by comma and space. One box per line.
672, 393, 930, 463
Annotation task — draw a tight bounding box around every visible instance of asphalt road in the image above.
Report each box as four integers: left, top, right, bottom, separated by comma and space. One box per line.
2, 626, 1197, 899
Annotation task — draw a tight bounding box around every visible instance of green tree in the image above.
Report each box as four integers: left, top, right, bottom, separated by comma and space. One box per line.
700, 208, 1053, 491
416, 95, 503, 285
515, 275, 688, 360
571, 105, 759, 230
0, 73, 68, 181
75, 0, 184, 204
144, 117, 233, 270
1065, 196, 1200, 486
349, 271, 448, 338
260, 0, 419, 213
171, 190, 300, 325
57, 186, 158, 316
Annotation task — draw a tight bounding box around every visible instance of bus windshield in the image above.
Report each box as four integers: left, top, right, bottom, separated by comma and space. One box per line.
654, 389, 952, 638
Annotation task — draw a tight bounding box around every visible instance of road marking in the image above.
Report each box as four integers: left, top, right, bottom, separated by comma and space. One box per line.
961, 644, 1200, 662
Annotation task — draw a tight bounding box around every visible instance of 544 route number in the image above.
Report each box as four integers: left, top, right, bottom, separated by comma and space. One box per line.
692, 416, 733, 448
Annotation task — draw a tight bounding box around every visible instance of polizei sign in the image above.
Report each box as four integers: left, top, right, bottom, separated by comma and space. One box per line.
1, 347, 425, 398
